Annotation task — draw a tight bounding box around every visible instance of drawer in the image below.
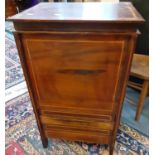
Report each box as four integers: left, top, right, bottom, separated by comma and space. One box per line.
42, 113, 112, 144
45, 127, 110, 144
39, 108, 113, 122
40, 115, 114, 132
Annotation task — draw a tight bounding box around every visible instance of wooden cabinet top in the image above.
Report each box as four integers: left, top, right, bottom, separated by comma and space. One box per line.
9, 2, 144, 24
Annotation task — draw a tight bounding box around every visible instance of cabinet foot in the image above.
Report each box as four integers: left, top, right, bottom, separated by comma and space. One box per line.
42, 138, 48, 148
109, 149, 113, 155
109, 143, 114, 155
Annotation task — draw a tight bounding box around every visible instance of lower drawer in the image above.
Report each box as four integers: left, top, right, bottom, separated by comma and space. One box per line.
40, 113, 113, 143
45, 127, 110, 144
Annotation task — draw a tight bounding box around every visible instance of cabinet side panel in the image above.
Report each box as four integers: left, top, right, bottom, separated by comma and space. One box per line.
109, 33, 137, 153
13, 32, 48, 147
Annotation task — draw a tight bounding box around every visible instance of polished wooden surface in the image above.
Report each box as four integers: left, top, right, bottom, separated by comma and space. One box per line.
10, 3, 144, 155
9, 2, 144, 23
8, 2, 144, 32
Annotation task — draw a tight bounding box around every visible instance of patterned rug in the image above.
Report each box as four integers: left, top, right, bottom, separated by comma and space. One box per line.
5, 33, 24, 89
5, 22, 149, 155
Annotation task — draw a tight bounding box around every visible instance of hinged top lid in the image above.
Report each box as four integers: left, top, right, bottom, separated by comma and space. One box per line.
8, 2, 144, 24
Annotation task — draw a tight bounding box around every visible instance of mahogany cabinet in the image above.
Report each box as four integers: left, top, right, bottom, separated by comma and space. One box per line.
9, 2, 144, 154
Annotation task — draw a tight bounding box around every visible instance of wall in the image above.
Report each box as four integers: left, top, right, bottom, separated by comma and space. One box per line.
120, 0, 149, 55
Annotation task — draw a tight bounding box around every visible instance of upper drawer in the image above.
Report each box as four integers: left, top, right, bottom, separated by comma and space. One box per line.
21, 33, 130, 113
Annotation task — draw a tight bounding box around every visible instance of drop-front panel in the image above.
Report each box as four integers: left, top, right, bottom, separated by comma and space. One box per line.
9, 2, 144, 155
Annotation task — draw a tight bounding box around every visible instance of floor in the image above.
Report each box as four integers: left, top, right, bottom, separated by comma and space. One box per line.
121, 87, 149, 136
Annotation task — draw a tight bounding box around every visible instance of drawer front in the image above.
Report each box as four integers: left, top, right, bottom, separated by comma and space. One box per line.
21, 33, 129, 114
40, 113, 112, 144
45, 127, 110, 144
40, 115, 113, 132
